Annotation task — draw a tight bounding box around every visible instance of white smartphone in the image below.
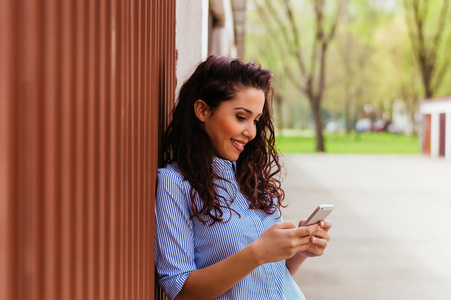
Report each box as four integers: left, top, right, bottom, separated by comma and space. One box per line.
303, 204, 334, 226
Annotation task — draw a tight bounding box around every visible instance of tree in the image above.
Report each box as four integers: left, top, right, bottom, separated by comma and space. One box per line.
252, 0, 347, 152
329, 0, 388, 135
403, 0, 451, 98
374, 16, 422, 135
333, 27, 371, 134
245, 8, 289, 132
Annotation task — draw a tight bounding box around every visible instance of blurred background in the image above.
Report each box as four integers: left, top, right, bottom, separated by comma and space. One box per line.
242, 1, 451, 299
244, 0, 451, 155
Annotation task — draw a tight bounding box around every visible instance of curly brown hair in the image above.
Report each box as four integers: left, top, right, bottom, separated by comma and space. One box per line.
163, 55, 284, 225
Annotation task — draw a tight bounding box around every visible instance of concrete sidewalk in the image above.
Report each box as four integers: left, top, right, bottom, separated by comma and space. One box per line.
280, 154, 451, 300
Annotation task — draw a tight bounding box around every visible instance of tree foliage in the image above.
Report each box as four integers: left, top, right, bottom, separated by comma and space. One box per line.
245, 0, 451, 147
247, 0, 347, 152
403, 0, 451, 98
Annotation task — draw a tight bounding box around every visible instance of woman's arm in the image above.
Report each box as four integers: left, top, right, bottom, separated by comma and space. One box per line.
285, 252, 308, 276
285, 220, 332, 275
175, 221, 317, 300
175, 241, 260, 300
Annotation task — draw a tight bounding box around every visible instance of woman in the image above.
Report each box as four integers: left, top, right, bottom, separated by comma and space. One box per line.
155, 55, 332, 300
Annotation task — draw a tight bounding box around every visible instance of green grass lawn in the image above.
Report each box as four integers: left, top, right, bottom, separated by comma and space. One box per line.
275, 131, 420, 154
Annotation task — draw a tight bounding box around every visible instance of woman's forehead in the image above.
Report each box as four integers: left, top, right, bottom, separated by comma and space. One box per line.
222, 88, 265, 111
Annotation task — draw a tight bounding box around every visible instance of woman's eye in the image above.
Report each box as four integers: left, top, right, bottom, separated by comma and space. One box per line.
236, 115, 245, 121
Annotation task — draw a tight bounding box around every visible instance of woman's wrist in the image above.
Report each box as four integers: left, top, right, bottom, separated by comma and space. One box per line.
286, 252, 308, 275
247, 240, 267, 267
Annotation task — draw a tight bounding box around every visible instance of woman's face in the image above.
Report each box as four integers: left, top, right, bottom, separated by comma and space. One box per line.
202, 87, 265, 162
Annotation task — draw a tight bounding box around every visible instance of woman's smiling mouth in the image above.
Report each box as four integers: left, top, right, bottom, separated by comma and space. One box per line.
231, 138, 246, 152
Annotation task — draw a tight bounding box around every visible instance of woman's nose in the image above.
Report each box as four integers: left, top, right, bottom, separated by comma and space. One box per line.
243, 122, 257, 141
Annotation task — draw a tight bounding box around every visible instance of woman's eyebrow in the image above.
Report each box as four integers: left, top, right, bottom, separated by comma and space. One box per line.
234, 107, 262, 116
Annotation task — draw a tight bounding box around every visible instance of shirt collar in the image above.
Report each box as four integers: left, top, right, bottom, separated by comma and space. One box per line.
212, 157, 236, 179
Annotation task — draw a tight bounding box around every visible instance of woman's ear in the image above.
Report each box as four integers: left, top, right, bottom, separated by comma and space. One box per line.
194, 99, 210, 122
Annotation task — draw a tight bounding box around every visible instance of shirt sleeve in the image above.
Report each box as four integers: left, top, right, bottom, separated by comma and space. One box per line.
155, 167, 196, 300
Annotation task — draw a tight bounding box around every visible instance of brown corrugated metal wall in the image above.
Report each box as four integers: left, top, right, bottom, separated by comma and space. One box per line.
0, 0, 175, 299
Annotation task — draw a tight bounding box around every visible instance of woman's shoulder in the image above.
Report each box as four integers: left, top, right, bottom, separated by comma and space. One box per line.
158, 163, 188, 187
156, 163, 192, 212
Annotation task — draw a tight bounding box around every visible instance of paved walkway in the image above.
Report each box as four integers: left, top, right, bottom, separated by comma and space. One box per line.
280, 154, 451, 300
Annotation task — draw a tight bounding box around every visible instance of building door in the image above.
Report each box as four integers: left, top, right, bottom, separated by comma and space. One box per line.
422, 114, 431, 155
439, 113, 446, 157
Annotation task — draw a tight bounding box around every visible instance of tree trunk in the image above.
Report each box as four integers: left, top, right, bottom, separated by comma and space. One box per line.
354, 103, 361, 141
275, 94, 283, 135
420, 66, 434, 98
345, 99, 352, 134
409, 96, 418, 136
310, 99, 325, 152
411, 111, 417, 136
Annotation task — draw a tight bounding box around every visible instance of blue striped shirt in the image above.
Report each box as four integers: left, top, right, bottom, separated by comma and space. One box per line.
155, 157, 306, 300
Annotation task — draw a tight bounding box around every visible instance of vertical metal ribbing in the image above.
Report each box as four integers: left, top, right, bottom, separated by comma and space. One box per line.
0, 0, 13, 299
0, 0, 176, 299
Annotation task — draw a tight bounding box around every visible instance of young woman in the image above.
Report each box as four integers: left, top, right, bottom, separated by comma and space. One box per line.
155, 55, 332, 300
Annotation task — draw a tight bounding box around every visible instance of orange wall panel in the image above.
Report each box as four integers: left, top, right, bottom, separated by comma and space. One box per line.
0, 1, 176, 299
422, 114, 431, 155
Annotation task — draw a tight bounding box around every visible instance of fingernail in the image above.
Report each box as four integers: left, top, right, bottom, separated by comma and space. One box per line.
320, 221, 324, 228
311, 237, 317, 243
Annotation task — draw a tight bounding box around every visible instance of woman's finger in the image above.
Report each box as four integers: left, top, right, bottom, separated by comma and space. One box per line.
311, 236, 328, 248
276, 221, 297, 230
309, 237, 328, 256
311, 228, 330, 241
298, 219, 306, 227
290, 225, 314, 238
319, 220, 332, 231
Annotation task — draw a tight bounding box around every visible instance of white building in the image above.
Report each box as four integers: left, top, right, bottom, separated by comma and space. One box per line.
419, 95, 451, 159
175, 0, 245, 95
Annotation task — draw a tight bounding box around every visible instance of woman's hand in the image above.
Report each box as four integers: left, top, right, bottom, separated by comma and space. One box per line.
296, 219, 332, 258
250, 221, 320, 265
284, 219, 332, 275
176, 221, 324, 300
